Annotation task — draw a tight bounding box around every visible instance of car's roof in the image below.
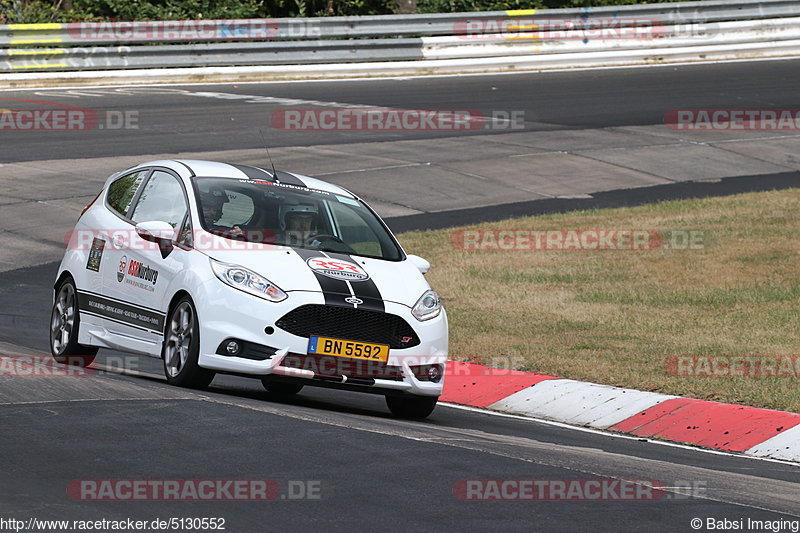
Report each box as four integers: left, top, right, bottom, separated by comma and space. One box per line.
122, 160, 356, 199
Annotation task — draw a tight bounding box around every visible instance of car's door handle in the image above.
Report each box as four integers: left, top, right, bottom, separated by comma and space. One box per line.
113, 234, 126, 248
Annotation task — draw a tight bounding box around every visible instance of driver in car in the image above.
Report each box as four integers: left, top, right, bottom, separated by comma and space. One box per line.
201, 189, 244, 238
280, 203, 319, 246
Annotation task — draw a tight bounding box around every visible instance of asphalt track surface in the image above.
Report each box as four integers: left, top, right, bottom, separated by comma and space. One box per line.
1, 59, 800, 162
1, 62, 800, 531
2, 263, 800, 532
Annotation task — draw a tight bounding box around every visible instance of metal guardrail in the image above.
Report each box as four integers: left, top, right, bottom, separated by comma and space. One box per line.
1, 0, 799, 73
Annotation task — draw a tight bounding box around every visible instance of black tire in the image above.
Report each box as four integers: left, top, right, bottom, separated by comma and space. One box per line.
162, 296, 215, 389
50, 277, 98, 366
386, 395, 438, 419
261, 379, 304, 396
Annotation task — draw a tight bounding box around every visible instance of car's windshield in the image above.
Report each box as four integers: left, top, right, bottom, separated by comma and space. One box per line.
194, 177, 403, 261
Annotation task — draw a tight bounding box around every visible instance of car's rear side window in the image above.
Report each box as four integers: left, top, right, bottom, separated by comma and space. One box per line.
107, 170, 147, 218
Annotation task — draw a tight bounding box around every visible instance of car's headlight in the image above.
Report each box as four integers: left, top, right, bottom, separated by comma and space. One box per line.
210, 258, 287, 302
412, 290, 441, 321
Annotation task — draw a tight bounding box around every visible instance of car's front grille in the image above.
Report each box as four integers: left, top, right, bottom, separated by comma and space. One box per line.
275, 304, 420, 349
282, 354, 404, 381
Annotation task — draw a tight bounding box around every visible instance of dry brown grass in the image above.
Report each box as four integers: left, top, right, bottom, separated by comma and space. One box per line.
398, 189, 800, 412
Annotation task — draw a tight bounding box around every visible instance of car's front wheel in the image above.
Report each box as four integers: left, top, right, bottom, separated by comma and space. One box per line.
50, 277, 97, 366
163, 296, 215, 389
386, 395, 438, 419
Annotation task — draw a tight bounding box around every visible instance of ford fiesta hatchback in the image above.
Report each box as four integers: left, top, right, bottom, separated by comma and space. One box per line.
51, 160, 448, 418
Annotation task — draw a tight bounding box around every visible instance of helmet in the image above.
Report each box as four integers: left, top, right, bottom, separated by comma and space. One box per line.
200, 188, 229, 224
279, 202, 318, 231
200, 187, 229, 207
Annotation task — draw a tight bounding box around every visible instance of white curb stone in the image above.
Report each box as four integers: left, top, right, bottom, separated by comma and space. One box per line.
745, 424, 800, 461
489, 378, 677, 429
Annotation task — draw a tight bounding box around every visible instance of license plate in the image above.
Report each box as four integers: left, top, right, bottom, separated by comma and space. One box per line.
307, 336, 389, 363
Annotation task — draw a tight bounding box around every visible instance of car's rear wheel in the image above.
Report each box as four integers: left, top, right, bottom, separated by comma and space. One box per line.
386, 395, 438, 419
261, 380, 304, 396
50, 277, 97, 366
163, 296, 215, 389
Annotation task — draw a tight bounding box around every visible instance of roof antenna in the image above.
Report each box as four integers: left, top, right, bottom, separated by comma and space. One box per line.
259, 128, 279, 182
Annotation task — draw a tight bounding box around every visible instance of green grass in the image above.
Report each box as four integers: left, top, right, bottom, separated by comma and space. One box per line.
399, 189, 800, 413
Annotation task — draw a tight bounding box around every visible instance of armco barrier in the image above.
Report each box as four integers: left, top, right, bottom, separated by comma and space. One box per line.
1, 0, 799, 77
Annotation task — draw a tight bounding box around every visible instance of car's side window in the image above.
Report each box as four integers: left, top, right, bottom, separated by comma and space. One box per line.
328, 200, 383, 257
130, 170, 188, 228
177, 216, 194, 248
107, 170, 147, 218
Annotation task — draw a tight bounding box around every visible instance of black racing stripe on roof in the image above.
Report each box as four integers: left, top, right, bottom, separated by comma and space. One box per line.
227, 164, 274, 181
227, 164, 308, 188
273, 170, 307, 187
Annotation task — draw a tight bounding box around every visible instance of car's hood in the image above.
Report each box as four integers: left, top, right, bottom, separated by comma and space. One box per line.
203, 241, 430, 308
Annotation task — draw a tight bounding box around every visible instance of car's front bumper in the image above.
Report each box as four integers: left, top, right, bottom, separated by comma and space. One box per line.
194, 278, 448, 397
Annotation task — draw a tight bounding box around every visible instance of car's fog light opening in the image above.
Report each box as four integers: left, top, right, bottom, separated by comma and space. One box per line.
225, 340, 241, 356
410, 364, 443, 383
215, 339, 279, 361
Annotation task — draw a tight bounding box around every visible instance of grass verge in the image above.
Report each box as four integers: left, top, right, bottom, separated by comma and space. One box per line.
398, 188, 800, 413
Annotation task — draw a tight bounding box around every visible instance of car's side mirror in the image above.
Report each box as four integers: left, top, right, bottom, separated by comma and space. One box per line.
135, 221, 176, 258
407, 254, 431, 275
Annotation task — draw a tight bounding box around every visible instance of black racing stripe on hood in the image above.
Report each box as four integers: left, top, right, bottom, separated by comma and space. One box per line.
323, 251, 385, 313
292, 247, 354, 309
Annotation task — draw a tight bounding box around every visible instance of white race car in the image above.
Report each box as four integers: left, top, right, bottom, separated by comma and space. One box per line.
51, 160, 447, 418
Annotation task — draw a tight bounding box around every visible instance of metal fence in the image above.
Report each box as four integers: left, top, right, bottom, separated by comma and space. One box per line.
1, 0, 799, 73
